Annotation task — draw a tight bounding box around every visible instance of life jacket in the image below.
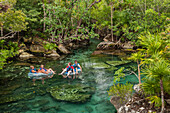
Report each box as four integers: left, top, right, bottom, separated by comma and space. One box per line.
30, 68, 37, 73
73, 63, 80, 69
40, 68, 47, 71
66, 65, 74, 72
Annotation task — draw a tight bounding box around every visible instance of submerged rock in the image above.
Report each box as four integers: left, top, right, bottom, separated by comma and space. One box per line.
39, 105, 61, 112
92, 62, 110, 69
92, 50, 126, 56
46, 84, 95, 103
31, 99, 49, 108
106, 60, 131, 67
106, 66, 118, 72
0, 92, 35, 104
95, 102, 116, 113
85, 105, 93, 113
0, 84, 21, 95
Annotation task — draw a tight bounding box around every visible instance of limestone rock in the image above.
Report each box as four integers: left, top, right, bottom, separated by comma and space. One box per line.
31, 37, 49, 45
45, 50, 60, 57
30, 44, 46, 53
23, 37, 32, 43
19, 43, 28, 51
133, 84, 141, 93
58, 44, 71, 54
97, 41, 116, 50
18, 49, 25, 54
92, 50, 126, 56
19, 52, 34, 58
110, 96, 126, 111
122, 41, 135, 49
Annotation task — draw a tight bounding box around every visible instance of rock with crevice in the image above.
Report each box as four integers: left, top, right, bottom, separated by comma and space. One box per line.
58, 44, 71, 54
97, 41, 117, 50
122, 41, 135, 49
116, 93, 162, 113
19, 52, 34, 58
30, 44, 46, 53
45, 50, 60, 57
0, 92, 35, 104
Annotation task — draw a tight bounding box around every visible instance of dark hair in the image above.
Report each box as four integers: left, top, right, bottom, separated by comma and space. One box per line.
75, 60, 77, 62
69, 62, 72, 66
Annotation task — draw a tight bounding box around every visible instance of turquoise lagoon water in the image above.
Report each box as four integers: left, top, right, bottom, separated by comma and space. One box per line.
0, 40, 138, 113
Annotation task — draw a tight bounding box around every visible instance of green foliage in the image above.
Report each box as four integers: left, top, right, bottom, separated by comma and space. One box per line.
91, 0, 169, 42
113, 67, 125, 83
128, 51, 145, 62
0, 40, 19, 69
142, 79, 160, 95
147, 96, 162, 107
15, 0, 42, 35
108, 83, 133, 103
43, 43, 57, 51
143, 59, 169, 82
0, 0, 17, 6
0, 9, 28, 32
39, 0, 99, 42
138, 33, 169, 56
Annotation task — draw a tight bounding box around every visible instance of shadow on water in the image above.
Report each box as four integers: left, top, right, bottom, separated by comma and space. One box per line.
0, 39, 137, 113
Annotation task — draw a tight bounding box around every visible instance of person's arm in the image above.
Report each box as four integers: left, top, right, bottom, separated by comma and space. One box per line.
31, 69, 36, 73
78, 64, 82, 72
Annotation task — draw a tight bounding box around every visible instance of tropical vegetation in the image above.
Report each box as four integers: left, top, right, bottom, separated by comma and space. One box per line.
0, 0, 169, 112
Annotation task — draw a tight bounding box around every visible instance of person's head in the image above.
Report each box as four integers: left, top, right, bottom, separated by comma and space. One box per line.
30, 66, 34, 69
68, 62, 72, 66
75, 60, 77, 64
40, 65, 44, 68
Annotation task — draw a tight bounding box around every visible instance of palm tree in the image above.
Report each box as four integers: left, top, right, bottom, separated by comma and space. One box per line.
129, 51, 145, 84
143, 59, 170, 113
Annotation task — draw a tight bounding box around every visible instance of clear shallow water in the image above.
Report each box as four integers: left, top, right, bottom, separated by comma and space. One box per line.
0, 40, 138, 113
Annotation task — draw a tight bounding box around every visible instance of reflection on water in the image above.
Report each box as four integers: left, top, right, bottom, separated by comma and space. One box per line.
0, 40, 138, 113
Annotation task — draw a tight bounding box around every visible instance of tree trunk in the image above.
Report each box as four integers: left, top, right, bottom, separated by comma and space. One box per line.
137, 60, 141, 84
1, 25, 3, 37
43, 0, 46, 32
160, 79, 165, 113
145, 0, 146, 13
17, 32, 20, 43
111, 4, 113, 42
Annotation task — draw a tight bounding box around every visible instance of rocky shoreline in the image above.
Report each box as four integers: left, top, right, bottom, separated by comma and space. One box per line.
110, 85, 170, 113
16, 36, 90, 63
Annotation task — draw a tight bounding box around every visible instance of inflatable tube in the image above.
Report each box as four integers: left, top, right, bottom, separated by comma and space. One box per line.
28, 72, 53, 79
63, 68, 81, 75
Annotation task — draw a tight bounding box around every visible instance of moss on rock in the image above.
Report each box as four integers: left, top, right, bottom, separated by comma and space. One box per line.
46, 84, 95, 103
106, 61, 131, 67
92, 62, 110, 69
0, 92, 35, 104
